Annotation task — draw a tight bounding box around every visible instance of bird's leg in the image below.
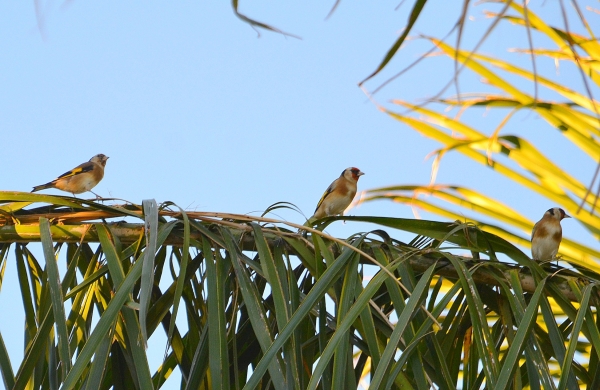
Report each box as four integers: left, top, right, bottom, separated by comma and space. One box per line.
90, 190, 103, 200
66, 193, 77, 211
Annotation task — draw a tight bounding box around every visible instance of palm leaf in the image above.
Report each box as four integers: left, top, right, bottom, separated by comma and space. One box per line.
0, 192, 598, 388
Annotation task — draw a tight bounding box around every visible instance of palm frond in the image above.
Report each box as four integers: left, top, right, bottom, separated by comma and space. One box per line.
1, 192, 599, 388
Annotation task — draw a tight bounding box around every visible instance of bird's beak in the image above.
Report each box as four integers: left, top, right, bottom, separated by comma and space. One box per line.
359, 172, 365, 176
564, 213, 572, 218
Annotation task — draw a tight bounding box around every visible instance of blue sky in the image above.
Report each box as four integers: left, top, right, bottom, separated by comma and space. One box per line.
0, 1, 597, 387
1, 1, 591, 222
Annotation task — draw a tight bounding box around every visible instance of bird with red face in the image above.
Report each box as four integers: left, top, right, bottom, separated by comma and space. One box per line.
531, 207, 571, 262
308, 167, 364, 225
32, 154, 109, 198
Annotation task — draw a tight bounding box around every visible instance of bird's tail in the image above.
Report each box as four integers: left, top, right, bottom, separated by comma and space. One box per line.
31, 182, 54, 193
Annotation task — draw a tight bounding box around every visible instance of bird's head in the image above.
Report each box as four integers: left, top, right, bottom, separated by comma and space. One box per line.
90, 154, 109, 167
546, 207, 571, 221
342, 167, 364, 182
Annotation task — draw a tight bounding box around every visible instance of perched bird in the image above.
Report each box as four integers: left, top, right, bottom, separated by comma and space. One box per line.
31, 154, 109, 198
308, 167, 364, 224
531, 207, 570, 262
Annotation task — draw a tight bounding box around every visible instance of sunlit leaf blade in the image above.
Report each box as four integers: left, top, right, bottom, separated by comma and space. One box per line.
427, 37, 600, 159
245, 236, 366, 390
369, 263, 436, 388
62, 251, 144, 389
557, 283, 593, 390
140, 199, 158, 349
331, 252, 360, 389
203, 237, 230, 390
495, 278, 546, 389
184, 326, 209, 390
163, 203, 190, 370
250, 223, 290, 335
447, 254, 500, 386
384, 110, 575, 205
83, 323, 115, 390
39, 218, 71, 376
223, 228, 287, 389
95, 224, 154, 389
13, 310, 54, 390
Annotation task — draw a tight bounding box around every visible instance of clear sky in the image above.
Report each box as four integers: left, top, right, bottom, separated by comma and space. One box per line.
0, 1, 597, 387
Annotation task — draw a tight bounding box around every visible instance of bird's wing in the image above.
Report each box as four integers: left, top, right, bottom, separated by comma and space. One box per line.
57, 162, 95, 179
531, 221, 539, 240
314, 180, 337, 213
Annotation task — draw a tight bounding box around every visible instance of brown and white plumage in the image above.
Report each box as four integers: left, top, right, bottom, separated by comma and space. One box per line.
308, 167, 364, 224
531, 207, 570, 262
32, 154, 109, 198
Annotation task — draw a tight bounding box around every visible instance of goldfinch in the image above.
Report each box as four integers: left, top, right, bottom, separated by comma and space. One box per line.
308, 167, 364, 224
531, 207, 570, 262
32, 154, 109, 198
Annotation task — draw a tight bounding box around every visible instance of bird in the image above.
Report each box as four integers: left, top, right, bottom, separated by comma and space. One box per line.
307, 167, 364, 224
31, 154, 109, 198
531, 207, 570, 262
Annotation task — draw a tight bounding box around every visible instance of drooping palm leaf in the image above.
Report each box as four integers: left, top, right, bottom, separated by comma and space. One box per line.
362, 5, 600, 278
